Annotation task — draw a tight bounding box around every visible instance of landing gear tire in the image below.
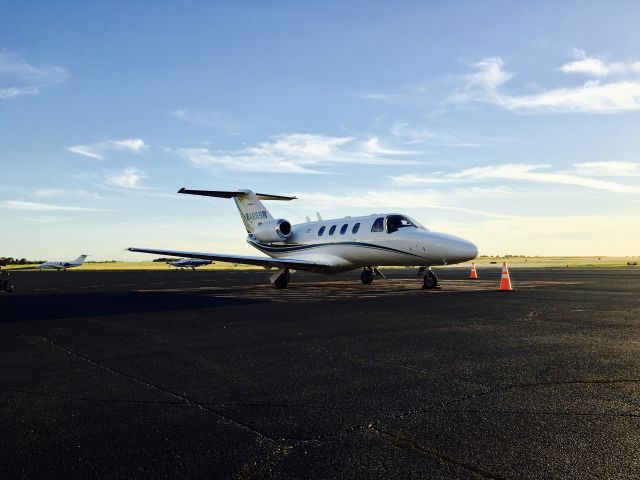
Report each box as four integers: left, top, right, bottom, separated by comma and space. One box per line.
422, 271, 438, 289
361, 267, 374, 285
274, 269, 290, 289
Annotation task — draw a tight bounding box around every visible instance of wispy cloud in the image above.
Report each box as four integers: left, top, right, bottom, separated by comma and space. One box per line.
465, 57, 513, 92
105, 167, 147, 189
66, 138, 147, 160
390, 122, 484, 147
292, 190, 515, 219
573, 161, 640, 177
560, 49, 640, 77
0, 86, 40, 99
0, 51, 68, 99
34, 188, 105, 199
169, 108, 241, 134
358, 93, 405, 101
177, 133, 423, 174
3, 201, 105, 212
453, 52, 640, 114
23, 216, 72, 223
390, 163, 640, 193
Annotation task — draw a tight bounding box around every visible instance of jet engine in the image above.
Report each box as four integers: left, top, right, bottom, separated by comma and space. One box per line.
252, 219, 292, 243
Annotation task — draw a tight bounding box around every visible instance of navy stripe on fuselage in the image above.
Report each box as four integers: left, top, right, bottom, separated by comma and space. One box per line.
248, 239, 424, 258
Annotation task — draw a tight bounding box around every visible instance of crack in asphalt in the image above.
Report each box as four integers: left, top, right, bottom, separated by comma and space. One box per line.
208, 401, 341, 411
436, 378, 640, 410
37, 336, 319, 480
39, 336, 279, 445
426, 408, 640, 418
368, 424, 507, 480
35, 335, 640, 479
305, 343, 434, 378
364, 378, 640, 426
1, 388, 347, 416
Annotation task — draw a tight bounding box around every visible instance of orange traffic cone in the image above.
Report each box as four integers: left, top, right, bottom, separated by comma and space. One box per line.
469, 263, 478, 280
499, 262, 514, 291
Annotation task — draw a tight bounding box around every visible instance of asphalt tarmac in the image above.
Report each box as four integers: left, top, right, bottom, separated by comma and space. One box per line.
1, 267, 640, 479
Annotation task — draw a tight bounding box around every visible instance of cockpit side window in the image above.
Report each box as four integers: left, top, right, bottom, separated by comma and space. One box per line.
318, 226, 325, 236
386, 215, 418, 234
371, 217, 384, 232
329, 225, 337, 235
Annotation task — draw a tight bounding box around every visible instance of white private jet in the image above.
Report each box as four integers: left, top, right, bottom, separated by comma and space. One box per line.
128, 189, 478, 289
168, 258, 213, 270
38, 255, 88, 271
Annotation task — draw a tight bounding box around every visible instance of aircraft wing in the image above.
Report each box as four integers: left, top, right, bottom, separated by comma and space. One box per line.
127, 247, 330, 271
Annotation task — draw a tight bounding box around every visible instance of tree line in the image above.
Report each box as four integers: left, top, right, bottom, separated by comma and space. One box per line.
0, 257, 42, 265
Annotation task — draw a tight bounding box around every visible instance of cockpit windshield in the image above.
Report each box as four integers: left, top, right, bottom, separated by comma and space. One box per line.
405, 215, 428, 231
385, 215, 427, 233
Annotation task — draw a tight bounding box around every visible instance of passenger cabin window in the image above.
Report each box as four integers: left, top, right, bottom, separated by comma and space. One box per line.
318, 226, 325, 236
385, 214, 419, 234
352, 223, 360, 234
371, 217, 384, 232
340, 224, 348, 235
329, 225, 337, 235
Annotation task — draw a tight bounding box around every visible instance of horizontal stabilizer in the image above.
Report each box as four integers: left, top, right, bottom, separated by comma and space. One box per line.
178, 188, 296, 201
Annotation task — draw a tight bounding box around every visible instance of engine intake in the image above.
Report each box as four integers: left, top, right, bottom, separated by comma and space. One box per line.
253, 219, 292, 243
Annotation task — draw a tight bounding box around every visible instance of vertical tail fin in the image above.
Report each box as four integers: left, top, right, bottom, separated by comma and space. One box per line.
232, 190, 274, 232
73, 255, 88, 264
178, 188, 297, 233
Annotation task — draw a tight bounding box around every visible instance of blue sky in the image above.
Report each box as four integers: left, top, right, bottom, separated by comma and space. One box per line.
2, 1, 640, 260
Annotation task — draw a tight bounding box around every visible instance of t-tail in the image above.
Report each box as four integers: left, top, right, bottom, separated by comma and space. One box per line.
178, 188, 296, 233
73, 255, 88, 264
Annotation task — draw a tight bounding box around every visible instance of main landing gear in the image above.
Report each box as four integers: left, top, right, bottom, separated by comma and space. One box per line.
0, 271, 13, 293
272, 267, 291, 289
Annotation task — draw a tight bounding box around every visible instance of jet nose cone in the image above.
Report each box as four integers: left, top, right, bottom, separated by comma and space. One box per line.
464, 240, 479, 262
427, 232, 478, 264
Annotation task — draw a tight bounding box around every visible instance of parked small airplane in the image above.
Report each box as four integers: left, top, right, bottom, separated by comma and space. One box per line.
129, 189, 478, 289
168, 258, 213, 270
38, 255, 88, 271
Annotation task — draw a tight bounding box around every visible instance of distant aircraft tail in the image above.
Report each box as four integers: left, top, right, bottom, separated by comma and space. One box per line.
73, 255, 88, 264
178, 188, 296, 233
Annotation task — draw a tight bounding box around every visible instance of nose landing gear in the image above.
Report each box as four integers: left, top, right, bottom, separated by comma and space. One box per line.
420, 268, 439, 289
361, 267, 375, 285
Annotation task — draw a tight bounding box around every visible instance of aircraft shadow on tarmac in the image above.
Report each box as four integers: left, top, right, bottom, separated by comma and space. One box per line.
1, 291, 267, 323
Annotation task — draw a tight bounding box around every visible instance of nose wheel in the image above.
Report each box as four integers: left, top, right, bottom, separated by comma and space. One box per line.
361, 267, 375, 285
422, 270, 438, 289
